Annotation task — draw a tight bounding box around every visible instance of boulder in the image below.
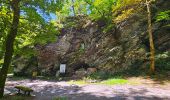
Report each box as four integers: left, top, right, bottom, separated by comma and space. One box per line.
87, 68, 97, 75
4, 89, 11, 95
75, 68, 87, 78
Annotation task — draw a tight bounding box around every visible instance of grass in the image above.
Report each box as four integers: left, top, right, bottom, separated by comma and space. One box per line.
100, 78, 128, 85
1, 95, 68, 100
68, 77, 132, 85
0, 95, 34, 100
68, 70, 141, 85
1, 96, 68, 100
52, 96, 68, 100
68, 80, 88, 85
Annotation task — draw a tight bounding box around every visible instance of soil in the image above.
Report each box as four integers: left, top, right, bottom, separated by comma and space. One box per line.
4, 77, 170, 100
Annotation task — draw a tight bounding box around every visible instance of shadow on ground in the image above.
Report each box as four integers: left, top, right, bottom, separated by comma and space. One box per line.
4, 78, 170, 100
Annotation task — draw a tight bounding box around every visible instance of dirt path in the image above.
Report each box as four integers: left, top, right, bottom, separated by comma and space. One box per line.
5, 78, 170, 100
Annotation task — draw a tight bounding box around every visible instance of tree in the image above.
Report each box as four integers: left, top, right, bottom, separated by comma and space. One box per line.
0, 0, 20, 97
85, 0, 115, 20
111, 0, 156, 73
146, 0, 155, 73
0, 0, 60, 97
0, 1, 13, 61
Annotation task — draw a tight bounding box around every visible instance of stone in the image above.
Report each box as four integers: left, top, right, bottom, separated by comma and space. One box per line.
13, 56, 37, 76
4, 89, 11, 95
87, 68, 97, 75
75, 70, 87, 77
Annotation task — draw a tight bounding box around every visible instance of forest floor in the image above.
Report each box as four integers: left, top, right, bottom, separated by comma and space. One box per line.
3, 76, 170, 100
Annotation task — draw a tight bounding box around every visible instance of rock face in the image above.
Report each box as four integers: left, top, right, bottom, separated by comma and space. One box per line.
13, 56, 38, 76
37, 16, 146, 75
36, 0, 170, 76
14, 0, 170, 76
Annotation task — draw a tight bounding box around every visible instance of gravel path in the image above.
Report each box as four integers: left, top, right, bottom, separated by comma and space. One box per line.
5, 79, 170, 100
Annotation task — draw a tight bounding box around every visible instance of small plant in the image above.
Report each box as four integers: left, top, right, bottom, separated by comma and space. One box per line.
52, 96, 67, 100
156, 10, 170, 22
155, 52, 170, 71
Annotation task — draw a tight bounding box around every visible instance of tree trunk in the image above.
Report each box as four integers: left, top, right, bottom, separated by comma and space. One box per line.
0, 0, 20, 98
146, 0, 155, 74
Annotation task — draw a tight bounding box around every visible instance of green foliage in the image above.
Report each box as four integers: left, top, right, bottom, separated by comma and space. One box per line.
112, 0, 144, 23
11, 96, 25, 100
1, 96, 33, 100
0, 0, 60, 61
68, 80, 87, 85
88, 71, 116, 80
56, 0, 116, 24
0, 1, 61, 84
2, 96, 25, 100
101, 78, 128, 85
155, 52, 170, 71
56, 0, 89, 22
0, 59, 4, 66
89, 0, 115, 20
102, 24, 115, 33
52, 96, 68, 100
63, 21, 77, 28
7, 65, 14, 74
68, 77, 129, 85
79, 43, 85, 53
55, 0, 146, 27
156, 10, 170, 22
112, 0, 143, 12
0, 5, 12, 59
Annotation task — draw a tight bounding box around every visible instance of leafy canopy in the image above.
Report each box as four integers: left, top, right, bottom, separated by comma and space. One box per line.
0, 0, 61, 63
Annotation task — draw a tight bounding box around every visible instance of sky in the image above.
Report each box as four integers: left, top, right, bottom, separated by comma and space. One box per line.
50, 13, 57, 20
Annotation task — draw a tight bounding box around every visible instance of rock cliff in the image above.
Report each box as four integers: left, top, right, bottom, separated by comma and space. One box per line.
14, 0, 170, 76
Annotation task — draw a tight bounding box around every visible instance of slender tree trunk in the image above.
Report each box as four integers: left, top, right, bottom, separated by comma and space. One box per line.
146, 0, 155, 74
0, 0, 20, 98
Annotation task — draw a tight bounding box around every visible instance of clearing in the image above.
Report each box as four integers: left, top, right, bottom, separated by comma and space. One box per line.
3, 77, 170, 100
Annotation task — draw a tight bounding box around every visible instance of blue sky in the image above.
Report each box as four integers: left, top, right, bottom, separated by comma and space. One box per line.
50, 13, 57, 20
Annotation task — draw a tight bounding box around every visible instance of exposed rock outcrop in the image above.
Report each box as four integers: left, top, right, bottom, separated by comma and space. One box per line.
37, 15, 146, 75
36, 0, 170, 76
14, 0, 170, 76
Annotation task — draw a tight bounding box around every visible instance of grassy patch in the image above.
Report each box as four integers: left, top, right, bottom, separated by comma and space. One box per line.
100, 78, 128, 85
52, 96, 68, 100
68, 80, 88, 85
1, 95, 34, 100
68, 77, 132, 86
88, 71, 117, 80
